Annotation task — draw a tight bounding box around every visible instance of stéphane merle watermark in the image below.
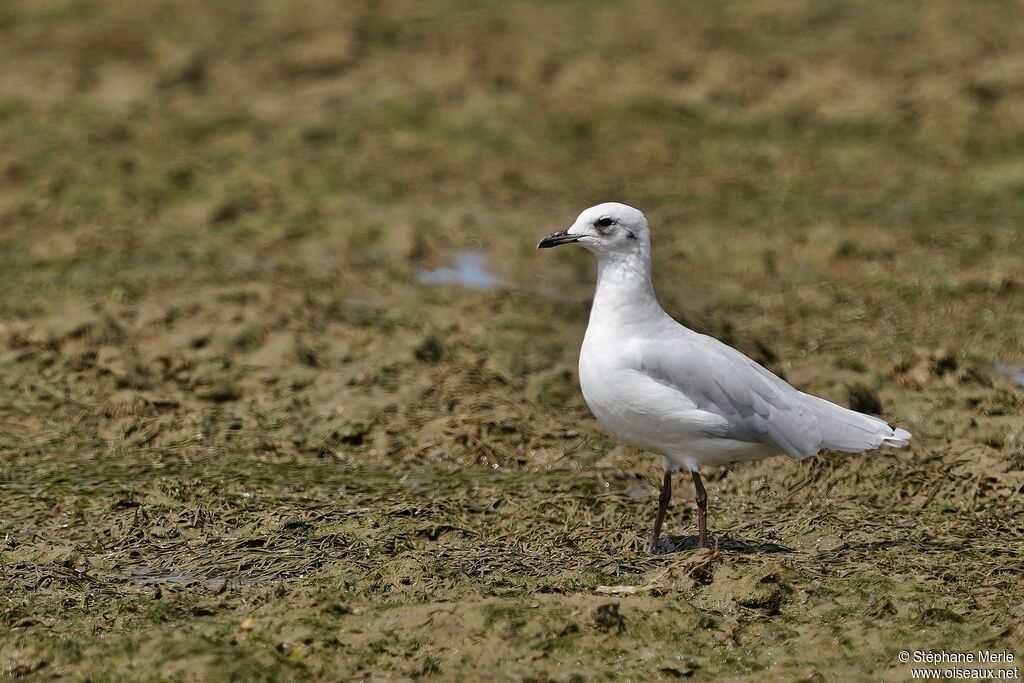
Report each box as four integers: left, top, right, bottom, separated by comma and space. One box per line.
898, 650, 1018, 680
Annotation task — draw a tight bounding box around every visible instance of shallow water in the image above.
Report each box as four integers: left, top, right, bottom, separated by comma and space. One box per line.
993, 364, 1024, 388
130, 566, 196, 585
130, 567, 230, 591
416, 250, 504, 290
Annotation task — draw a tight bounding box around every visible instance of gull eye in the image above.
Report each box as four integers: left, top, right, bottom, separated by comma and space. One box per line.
594, 217, 614, 229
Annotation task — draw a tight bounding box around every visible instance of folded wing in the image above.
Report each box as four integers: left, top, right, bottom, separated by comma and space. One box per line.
638, 331, 910, 459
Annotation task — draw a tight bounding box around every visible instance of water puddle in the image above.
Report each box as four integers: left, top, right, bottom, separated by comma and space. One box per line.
416, 250, 504, 290
993, 364, 1024, 388
626, 486, 650, 500
129, 565, 225, 589
130, 566, 196, 585
126, 563, 302, 588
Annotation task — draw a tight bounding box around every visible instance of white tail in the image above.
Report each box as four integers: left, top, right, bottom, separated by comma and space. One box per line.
800, 393, 912, 453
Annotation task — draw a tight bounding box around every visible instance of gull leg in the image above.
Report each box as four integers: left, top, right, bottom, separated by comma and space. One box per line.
648, 471, 672, 554
691, 470, 709, 549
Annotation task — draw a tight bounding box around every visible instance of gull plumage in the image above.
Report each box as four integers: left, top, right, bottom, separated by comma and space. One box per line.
538, 202, 911, 552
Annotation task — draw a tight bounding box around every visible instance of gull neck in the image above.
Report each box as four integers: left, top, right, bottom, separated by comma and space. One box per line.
590, 250, 665, 326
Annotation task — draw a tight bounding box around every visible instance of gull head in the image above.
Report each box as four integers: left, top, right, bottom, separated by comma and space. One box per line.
537, 202, 649, 259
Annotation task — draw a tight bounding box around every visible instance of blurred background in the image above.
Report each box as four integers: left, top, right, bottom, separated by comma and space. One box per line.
1, 0, 1022, 679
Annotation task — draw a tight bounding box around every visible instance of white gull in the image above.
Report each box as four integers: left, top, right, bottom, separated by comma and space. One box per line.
538, 202, 911, 552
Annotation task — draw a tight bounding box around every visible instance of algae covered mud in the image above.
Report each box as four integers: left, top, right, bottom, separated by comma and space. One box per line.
1, 0, 1023, 680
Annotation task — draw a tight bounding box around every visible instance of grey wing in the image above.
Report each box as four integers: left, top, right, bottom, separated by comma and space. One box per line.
639, 334, 822, 460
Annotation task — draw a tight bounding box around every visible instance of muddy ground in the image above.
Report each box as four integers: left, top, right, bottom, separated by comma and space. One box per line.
1, 0, 1023, 680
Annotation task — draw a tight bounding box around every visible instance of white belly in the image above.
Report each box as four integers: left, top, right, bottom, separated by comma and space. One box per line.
578, 339, 779, 471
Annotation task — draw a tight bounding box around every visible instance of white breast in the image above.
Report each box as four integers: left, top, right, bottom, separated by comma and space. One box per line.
578, 330, 684, 454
